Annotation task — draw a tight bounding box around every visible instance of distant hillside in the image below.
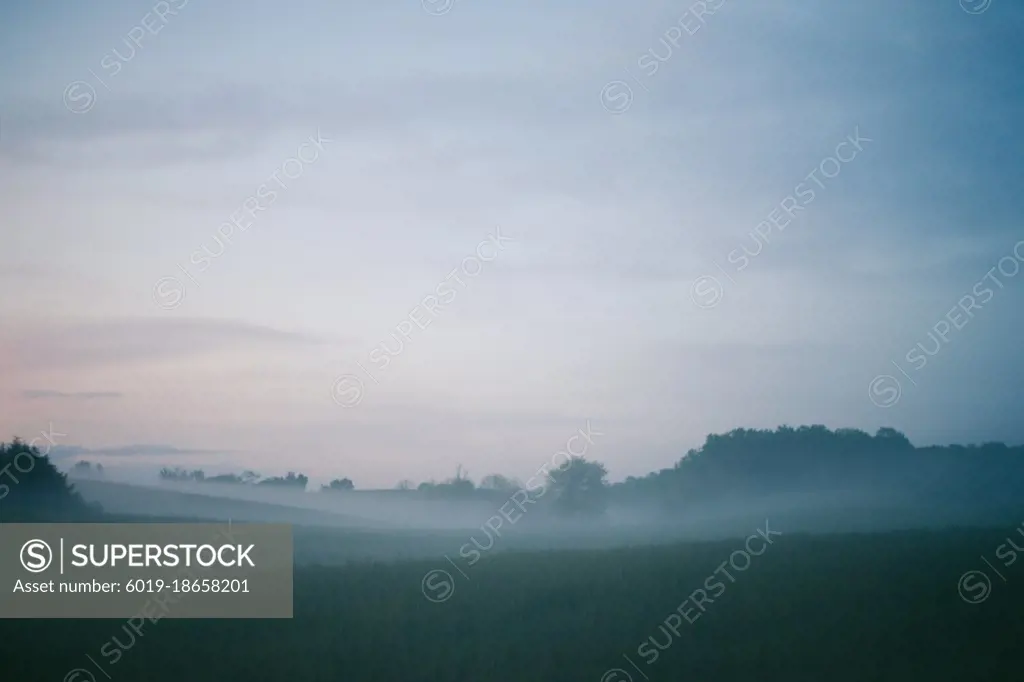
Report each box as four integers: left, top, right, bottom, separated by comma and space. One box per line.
613, 426, 1024, 514
71, 478, 388, 527
70, 478, 516, 529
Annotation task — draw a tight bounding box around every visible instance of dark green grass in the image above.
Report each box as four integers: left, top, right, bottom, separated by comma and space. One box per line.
4, 526, 1023, 681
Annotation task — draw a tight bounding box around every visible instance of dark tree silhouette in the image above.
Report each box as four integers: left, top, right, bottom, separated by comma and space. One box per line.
417, 466, 476, 498
161, 468, 262, 485
0, 438, 95, 520
547, 457, 609, 516
257, 471, 308, 490
322, 477, 354, 492
160, 467, 203, 482
610, 425, 1024, 513
480, 474, 520, 492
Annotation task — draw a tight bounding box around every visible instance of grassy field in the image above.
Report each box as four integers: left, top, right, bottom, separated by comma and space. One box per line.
3, 524, 1023, 681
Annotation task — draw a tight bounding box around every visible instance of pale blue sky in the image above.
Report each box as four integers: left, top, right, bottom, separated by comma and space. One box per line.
2, 0, 1022, 487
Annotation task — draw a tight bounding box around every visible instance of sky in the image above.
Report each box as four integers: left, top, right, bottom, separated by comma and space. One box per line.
1, 0, 1023, 488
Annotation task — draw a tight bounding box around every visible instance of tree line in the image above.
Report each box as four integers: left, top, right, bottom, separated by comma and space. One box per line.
158, 467, 310, 489
144, 426, 1024, 514
6, 425, 1024, 520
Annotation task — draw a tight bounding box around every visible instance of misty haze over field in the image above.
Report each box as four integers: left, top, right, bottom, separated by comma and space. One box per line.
51, 424, 1024, 567
1, 2, 1023, 680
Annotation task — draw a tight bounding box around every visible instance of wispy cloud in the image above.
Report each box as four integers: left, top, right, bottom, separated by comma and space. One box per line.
1, 316, 338, 371
49, 444, 230, 460
21, 390, 123, 401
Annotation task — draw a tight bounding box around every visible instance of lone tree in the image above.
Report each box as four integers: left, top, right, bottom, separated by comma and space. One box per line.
322, 477, 354, 492
0, 438, 95, 521
480, 474, 520, 492
546, 457, 610, 517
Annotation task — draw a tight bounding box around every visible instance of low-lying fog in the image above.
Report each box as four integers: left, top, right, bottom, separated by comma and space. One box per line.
67, 475, 1015, 565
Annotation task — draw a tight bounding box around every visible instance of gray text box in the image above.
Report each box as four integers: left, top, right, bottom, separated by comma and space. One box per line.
0, 523, 292, 618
